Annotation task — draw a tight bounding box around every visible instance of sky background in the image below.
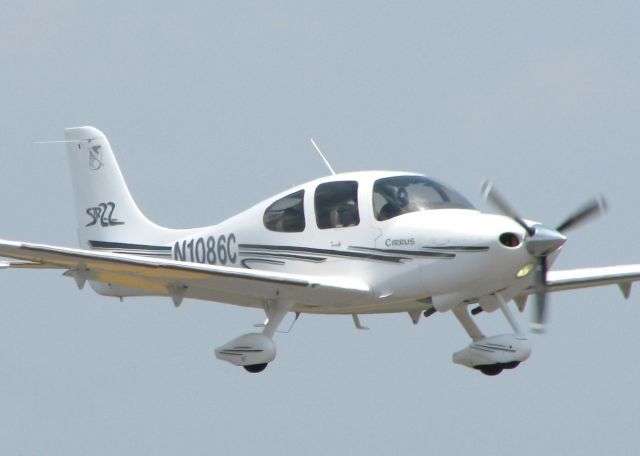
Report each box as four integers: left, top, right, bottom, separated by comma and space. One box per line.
1, 1, 639, 454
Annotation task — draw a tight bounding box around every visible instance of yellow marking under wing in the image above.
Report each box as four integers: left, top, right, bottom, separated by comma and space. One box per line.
0, 239, 371, 308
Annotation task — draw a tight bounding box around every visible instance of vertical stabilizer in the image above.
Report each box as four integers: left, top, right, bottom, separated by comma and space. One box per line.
64, 126, 198, 251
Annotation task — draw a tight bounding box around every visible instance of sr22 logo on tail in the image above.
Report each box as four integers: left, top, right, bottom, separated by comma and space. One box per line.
86, 202, 124, 227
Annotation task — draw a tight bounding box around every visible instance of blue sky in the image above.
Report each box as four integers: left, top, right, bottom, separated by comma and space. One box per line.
1, 2, 639, 454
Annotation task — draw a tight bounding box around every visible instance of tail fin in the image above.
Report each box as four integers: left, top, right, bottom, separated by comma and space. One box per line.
64, 126, 198, 251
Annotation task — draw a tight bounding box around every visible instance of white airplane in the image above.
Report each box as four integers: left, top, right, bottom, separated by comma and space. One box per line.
1, 126, 639, 376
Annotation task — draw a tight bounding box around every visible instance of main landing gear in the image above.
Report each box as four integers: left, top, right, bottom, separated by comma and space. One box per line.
214, 299, 293, 373
451, 294, 531, 376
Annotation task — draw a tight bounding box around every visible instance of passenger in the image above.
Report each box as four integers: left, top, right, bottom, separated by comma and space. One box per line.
340, 208, 358, 227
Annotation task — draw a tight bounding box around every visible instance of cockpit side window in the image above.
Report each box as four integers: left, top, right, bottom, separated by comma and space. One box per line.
373, 175, 475, 221
263, 190, 305, 232
315, 181, 360, 229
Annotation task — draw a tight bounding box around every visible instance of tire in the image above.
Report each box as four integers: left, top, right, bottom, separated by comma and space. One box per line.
478, 365, 503, 376
243, 363, 268, 373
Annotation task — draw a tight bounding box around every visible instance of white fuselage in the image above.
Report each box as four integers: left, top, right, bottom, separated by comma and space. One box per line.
166, 171, 545, 315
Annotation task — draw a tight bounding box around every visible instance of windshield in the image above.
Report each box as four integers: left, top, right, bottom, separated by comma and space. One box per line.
373, 175, 475, 221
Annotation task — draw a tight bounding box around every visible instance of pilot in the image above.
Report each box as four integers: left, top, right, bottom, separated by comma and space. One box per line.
379, 187, 409, 220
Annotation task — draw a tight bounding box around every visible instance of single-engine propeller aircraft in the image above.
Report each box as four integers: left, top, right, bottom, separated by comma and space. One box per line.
1, 126, 639, 375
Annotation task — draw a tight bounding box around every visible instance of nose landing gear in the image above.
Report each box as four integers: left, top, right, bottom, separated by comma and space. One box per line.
453, 333, 531, 375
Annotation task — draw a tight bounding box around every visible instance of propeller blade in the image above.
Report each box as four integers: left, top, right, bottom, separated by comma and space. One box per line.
531, 256, 548, 333
482, 180, 608, 334
555, 197, 607, 233
481, 181, 535, 236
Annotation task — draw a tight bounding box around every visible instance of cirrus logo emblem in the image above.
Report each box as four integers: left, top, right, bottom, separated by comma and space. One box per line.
89, 145, 103, 171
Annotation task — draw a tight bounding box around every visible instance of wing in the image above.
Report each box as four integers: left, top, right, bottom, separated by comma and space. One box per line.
518, 265, 640, 299
0, 239, 371, 309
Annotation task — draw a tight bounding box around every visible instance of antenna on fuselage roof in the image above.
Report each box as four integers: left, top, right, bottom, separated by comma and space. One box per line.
309, 138, 336, 176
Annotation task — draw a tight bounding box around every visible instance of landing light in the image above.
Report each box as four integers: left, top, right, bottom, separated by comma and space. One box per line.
516, 263, 534, 278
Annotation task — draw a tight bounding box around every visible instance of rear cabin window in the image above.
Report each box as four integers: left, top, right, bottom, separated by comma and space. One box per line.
314, 181, 360, 229
263, 190, 305, 232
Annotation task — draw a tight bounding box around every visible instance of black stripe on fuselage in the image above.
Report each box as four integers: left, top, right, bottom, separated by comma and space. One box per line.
238, 250, 327, 263
421, 245, 489, 252
88, 240, 172, 251
349, 246, 455, 259
108, 251, 173, 258
238, 243, 408, 263
241, 258, 286, 268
